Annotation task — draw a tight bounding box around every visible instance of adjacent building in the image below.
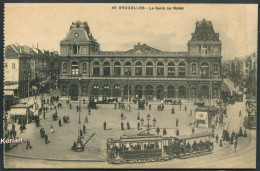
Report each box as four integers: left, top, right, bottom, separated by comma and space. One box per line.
59, 19, 222, 101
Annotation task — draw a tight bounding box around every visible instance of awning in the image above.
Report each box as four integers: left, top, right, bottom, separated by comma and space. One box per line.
4, 90, 14, 96
8, 108, 27, 116
221, 83, 230, 93
4, 84, 18, 90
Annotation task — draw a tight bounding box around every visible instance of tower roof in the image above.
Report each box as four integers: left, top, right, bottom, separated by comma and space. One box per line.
190, 19, 220, 42
61, 21, 97, 43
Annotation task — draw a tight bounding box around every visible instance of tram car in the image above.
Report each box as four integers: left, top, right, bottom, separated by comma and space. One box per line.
106, 132, 214, 164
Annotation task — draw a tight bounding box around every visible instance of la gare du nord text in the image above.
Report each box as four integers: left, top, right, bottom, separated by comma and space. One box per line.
115, 6, 184, 10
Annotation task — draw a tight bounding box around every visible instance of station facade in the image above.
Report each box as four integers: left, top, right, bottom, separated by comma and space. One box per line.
59, 19, 222, 101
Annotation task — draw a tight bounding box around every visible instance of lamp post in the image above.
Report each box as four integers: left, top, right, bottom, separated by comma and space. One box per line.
147, 113, 151, 133
28, 71, 31, 102
76, 76, 83, 152
140, 118, 144, 127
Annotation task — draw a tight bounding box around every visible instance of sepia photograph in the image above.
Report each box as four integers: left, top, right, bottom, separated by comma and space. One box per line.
3, 3, 257, 169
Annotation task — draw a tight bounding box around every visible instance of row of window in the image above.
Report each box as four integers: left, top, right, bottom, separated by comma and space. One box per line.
62, 84, 219, 98
62, 61, 219, 76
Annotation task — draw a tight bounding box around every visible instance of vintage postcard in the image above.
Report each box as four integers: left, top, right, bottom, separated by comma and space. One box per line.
3, 3, 257, 169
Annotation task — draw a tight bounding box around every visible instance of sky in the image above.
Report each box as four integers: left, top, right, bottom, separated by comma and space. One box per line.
4, 3, 258, 60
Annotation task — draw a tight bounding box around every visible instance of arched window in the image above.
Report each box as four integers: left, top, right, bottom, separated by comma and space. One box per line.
213, 64, 218, 74
145, 85, 153, 99
135, 61, 142, 76
124, 61, 132, 76
93, 61, 100, 76
62, 63, 67, 73
113, 85, 121, 97
92, 85, 100, 96
191, 64, 196, 75
134, 85, 143, 98
114, 61, 121, 76
157, 62, 164, 76
124, 85, 132, 98
82, 63, 87, 73
201, 62, 209, 76
167, 86, 175, 98
82, 86, 87, 94
103, 61, 111, 76
103, 85, 111, 96
71, 61, 79, 75
146, 62, 153, 76
62, 85, 67, 95
168, 62, 175, 77
191, 88, 196, 97
179, 62, 186, 77
179, 86, 186, 98
157, 86, 164, 100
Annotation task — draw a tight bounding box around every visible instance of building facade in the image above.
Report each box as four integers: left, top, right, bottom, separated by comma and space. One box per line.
59, 19, 222, 101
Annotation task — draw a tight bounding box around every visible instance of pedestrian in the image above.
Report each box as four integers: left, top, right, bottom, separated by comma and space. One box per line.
88, 108, 91, 115
219, 138, 223, 147
163, 128, 167, 136
121, 113, 124, 120
20, 125, 23, 134
184, 105, 187, 111
137, 122, 140, 130
71, 141, 76, 151
176, 129, 180, 136
44, 134, 50, 144
26, 139, 32, 149
216, 134, 219, 143
12, 123, 15, 132
121, 122, 124, 130
127, 122, 130, 130
83, 124, 86, 133
103, 121, 106, 130
176, 118, 179, 127
171, 107, 175, 114
137, 112, 140, 120
146, 101, 148, 107
234, 140, 238, 153
190, 109, 192, 116
43, 111, 46, 119
244, 129, 247, 137
239, 110, 242, 117
58, 119, 62, 127
156, 127, 160, 135
70, 104, 72, 110
149, 104, 151, 110
192, 127, 195, 134
50, 124, 55, 133
76, 105, 79, 112
179, 104, 181, 111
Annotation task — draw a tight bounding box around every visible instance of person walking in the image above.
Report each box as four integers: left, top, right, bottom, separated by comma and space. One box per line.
26, 139, 32, 149
184, 105, 187, 111
70, 103, 72, 110
88, 107, 91, 115
171, 107, 175, 114
58, 119, 62, 127
192, 127, 195, 134
121, 113, 124, 120
163, 128, 167, 136
137, 122, 140, 130
156, 127, 160, 135
176, 118, 179, 127
85, 115, 88, 123
234, 140, 238, 153
215, 134, 219, 143
121, 122, 124, 130
50, 125, 55, 133
103, 121, 106, 130
83, 124, 86, 133
127, 122, 130, 130
190, 109, 192, 116
176, 129, 180, 136
44, 134, 50, 144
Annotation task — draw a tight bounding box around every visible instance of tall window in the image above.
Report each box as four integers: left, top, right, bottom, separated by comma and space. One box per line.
201, 62, 209, 76
71, 61, 79, 75
82, 86, 87, 94
145, 85, 153, 99
114, 61, 121, 76
191, 64, 196, 75
103, 85, 110, 96
135, 61, 142, 76
62, 85, 67, 95
92, 85, 100, 95
103, 61, 111, 76
62, 63, 67, 73
124, 61, 132, 76
113, 85, 121, 97
83, 63, 87, 73
146, 62, 153, 76
179, 62, 186, 77
167, 86, 175, 98
202, 45, 207, 55
168, 62, 175, 77
73, 45, 80, 54
213, 64, 218, 74
93, 61, 100, 76
157, 62, 164, 76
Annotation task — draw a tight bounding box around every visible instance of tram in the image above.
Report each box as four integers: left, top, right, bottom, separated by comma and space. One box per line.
106, 132, 214, 164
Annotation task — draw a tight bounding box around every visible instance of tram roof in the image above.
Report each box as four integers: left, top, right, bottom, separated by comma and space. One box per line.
107, 134, 169, 143
172, 132, 213, 140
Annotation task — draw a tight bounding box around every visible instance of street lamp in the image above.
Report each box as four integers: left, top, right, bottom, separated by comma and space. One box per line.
147, 113, 151, 133
28, 71, 31, 101
75, 76, 83, 152
153, 118, 157, 127
140, 118, 144, 127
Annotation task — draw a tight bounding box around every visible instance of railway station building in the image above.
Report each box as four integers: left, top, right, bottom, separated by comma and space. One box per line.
59, 19, 222, 101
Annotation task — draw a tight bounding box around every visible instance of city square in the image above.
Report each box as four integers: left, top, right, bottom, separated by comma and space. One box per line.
3, 3, 257, 169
